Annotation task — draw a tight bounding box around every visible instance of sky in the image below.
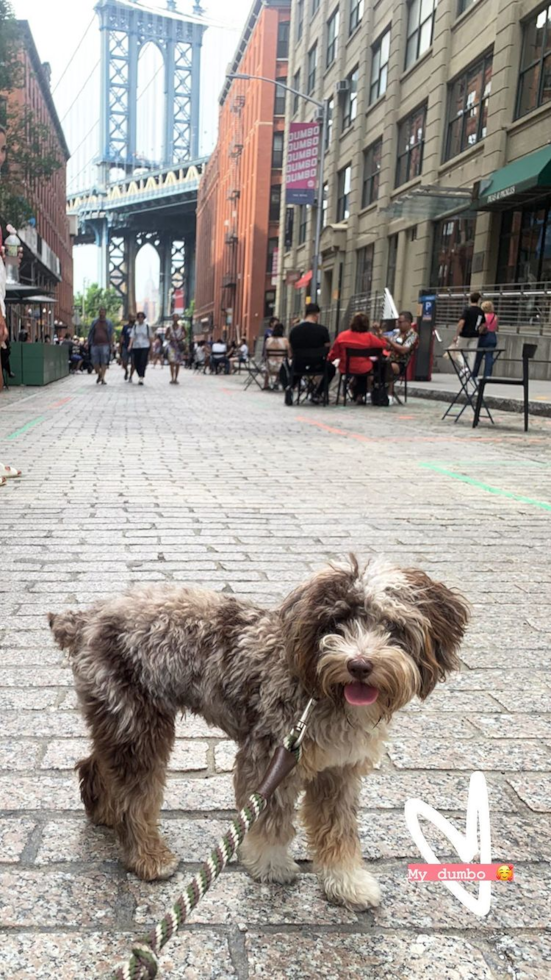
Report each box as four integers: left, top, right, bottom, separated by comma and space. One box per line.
12, 0, 251, 302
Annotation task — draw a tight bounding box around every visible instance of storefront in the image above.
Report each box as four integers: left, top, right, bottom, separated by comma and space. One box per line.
477, 144, 551, 284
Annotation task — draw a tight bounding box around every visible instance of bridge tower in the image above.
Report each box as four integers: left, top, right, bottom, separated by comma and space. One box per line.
91, 0, 206, 319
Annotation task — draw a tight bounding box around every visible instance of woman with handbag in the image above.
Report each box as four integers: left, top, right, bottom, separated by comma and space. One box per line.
166, 314, 186, 384
128, 312, 151, 385
473, 300, 499, 379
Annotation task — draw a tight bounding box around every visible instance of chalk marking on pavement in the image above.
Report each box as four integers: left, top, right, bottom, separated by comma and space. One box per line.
296, 416, 373, 442
46, 397, 73, 409
295, 416, 545, 446
5, 416, 47, 440
421, 463, 551, 512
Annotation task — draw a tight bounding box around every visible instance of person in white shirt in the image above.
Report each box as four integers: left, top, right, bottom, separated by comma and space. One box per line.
128, 312, 151, 385
211, 338, 230, 374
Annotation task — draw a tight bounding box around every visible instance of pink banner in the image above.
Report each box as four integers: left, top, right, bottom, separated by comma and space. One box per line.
286, 122, 320, 205
407, 864, 514, 882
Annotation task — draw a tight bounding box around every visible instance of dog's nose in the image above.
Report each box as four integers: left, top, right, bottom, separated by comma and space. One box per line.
347, 658, 373, 681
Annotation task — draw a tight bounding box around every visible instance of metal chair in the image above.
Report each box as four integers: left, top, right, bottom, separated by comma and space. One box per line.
336, 347, 385, 406
473, 343, 537, 432
391, 348, 415, 405
288, 355, 331, 406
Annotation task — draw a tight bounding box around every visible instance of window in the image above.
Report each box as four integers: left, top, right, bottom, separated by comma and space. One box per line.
293, 71, 301, 114
396, 103, 426, 186
517, 6, 551, 119
308, 44, 317, 95
387, 235, 398, 293
362, 139, 382, 207
405, 0, 437, 69
355, 245, 374, 294
336, 164, 351, 221
312, 0, 320, 14
265, 291, 276, 318
277, 21, 290, 59
431, 217, 475, 286
269, 185, 282, 222
267, 237, 278, 274
497, 205, 551, 283
325, 97, 334, 150
299, 205, 308, 244
458, 0, 477, 13
297, 0, 304, 40
274, 79, 287, 116
349, 0, 363, 34
272, 132, 284, 168
342, 66, 359, 129
370, 29, 390, 103
445, 55, 492, 161
326, 8, 339, 68
284, 206, 294, 248
322, 182, 328, 227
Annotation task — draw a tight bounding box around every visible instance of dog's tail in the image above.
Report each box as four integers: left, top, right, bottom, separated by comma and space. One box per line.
48, 609, 88, 657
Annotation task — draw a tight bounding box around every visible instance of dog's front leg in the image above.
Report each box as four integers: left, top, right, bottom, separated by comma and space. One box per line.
302, 764, 381, 910
234, 744, 301, 884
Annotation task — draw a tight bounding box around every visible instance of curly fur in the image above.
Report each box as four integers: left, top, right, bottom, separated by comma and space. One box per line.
49, 556, 469, 906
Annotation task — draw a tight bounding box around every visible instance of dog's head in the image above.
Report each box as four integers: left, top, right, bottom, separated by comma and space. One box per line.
279, 557, 469, 718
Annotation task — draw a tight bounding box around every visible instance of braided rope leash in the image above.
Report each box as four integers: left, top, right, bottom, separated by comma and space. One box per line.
111, 699, 316, 980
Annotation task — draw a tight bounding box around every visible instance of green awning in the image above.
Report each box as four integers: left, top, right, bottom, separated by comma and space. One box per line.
477, 145, 551, 211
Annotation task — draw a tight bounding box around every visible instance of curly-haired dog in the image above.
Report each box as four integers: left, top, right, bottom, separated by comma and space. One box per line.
49, 557, 468, 910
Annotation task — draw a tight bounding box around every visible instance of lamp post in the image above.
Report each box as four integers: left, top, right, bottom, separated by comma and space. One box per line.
226, 72, 328, 303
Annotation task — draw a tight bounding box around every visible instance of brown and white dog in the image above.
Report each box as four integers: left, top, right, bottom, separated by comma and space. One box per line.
49, 557, 469, 910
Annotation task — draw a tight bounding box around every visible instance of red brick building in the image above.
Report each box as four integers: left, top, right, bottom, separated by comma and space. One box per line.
2, 22, 73, 330
195, 0, 290, 343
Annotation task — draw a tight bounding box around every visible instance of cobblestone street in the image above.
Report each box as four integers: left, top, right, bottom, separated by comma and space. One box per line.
1, 367, 550, 979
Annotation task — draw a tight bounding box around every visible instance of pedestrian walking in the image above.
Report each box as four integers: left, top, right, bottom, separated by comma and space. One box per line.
473, 300, 499, 379
453, 292, 486, 372
129, 312, 151, 385
166, 315, 185, 384
120, 314, 135, 380
0, 123, 22, 484
88, 307, 114, 385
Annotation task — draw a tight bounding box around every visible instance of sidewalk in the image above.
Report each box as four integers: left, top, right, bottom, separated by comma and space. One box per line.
1, 368, 550, 978
409, 374, 551, 417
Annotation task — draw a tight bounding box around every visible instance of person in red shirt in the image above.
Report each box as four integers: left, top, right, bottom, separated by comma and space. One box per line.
328, 313, 387, 403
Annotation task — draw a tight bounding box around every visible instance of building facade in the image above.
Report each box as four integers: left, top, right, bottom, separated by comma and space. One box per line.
278, 0, 551, 349
2, 22, 73, 334
194, 0, 291, 341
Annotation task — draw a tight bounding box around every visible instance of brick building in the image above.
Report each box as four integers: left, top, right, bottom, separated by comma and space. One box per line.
1, 21, 73, 331
278, 0, 551, 369
195, 0, 291, 342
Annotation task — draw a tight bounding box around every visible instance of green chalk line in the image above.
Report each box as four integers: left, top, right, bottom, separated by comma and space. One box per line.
421, 463, 551, 512
6, 416, 46, 440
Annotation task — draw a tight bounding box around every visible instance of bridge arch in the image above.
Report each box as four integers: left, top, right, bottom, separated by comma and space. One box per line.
136, 41, 165, 168
135, 242, 161, 325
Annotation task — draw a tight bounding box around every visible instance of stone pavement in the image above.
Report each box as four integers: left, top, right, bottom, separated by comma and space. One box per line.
0, 365, 550, 979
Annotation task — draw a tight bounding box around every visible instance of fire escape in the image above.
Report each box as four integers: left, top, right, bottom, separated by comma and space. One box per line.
221, 94, 245, 329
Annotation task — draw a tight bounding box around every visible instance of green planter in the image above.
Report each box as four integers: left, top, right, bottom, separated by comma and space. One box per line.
9, 342, 69, 386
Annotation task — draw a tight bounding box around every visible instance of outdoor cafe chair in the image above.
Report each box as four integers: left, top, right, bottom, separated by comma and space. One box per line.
336, 347, 386, 406
473, 343, 537, 432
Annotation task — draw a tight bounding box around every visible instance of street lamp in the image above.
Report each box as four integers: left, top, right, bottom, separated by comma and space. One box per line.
226, 72, 328, 302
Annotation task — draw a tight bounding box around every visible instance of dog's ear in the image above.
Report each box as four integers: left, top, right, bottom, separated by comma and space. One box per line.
279, 558, 361, 692
402, 569, 470, 699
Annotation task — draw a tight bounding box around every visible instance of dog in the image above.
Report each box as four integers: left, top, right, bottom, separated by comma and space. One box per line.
48, 557, 469, 911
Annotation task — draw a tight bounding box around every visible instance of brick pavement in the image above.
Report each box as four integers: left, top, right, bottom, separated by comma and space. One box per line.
0, 366, 550, 979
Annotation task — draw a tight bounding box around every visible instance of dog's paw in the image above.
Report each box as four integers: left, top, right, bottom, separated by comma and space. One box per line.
128, 848, 180, 882
321, 866, 381, 911
240, 839, 299, 884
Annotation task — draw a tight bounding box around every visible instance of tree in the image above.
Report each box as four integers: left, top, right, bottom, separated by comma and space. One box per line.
74, 284, 122, 330
0, 0, 62, 228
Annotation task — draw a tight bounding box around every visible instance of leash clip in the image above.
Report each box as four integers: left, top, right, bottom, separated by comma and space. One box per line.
293, 697, 317, 748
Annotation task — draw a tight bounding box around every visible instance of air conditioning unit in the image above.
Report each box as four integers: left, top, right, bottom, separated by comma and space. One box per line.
335, 79, 350, 93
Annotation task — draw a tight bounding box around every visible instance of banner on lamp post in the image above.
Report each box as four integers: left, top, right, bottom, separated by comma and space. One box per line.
286, 122, 320, 205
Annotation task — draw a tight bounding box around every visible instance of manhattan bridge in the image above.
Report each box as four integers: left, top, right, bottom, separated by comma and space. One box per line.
66, 0, 218, 321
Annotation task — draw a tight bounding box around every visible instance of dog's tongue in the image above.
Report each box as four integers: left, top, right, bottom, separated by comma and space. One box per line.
344, 683, 379, 706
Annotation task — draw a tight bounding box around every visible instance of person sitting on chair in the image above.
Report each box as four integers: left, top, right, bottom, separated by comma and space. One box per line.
328, 313, 387, 404
264, 323, 289, 390
287, 303, 335, 405
384, 311, 418, 403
